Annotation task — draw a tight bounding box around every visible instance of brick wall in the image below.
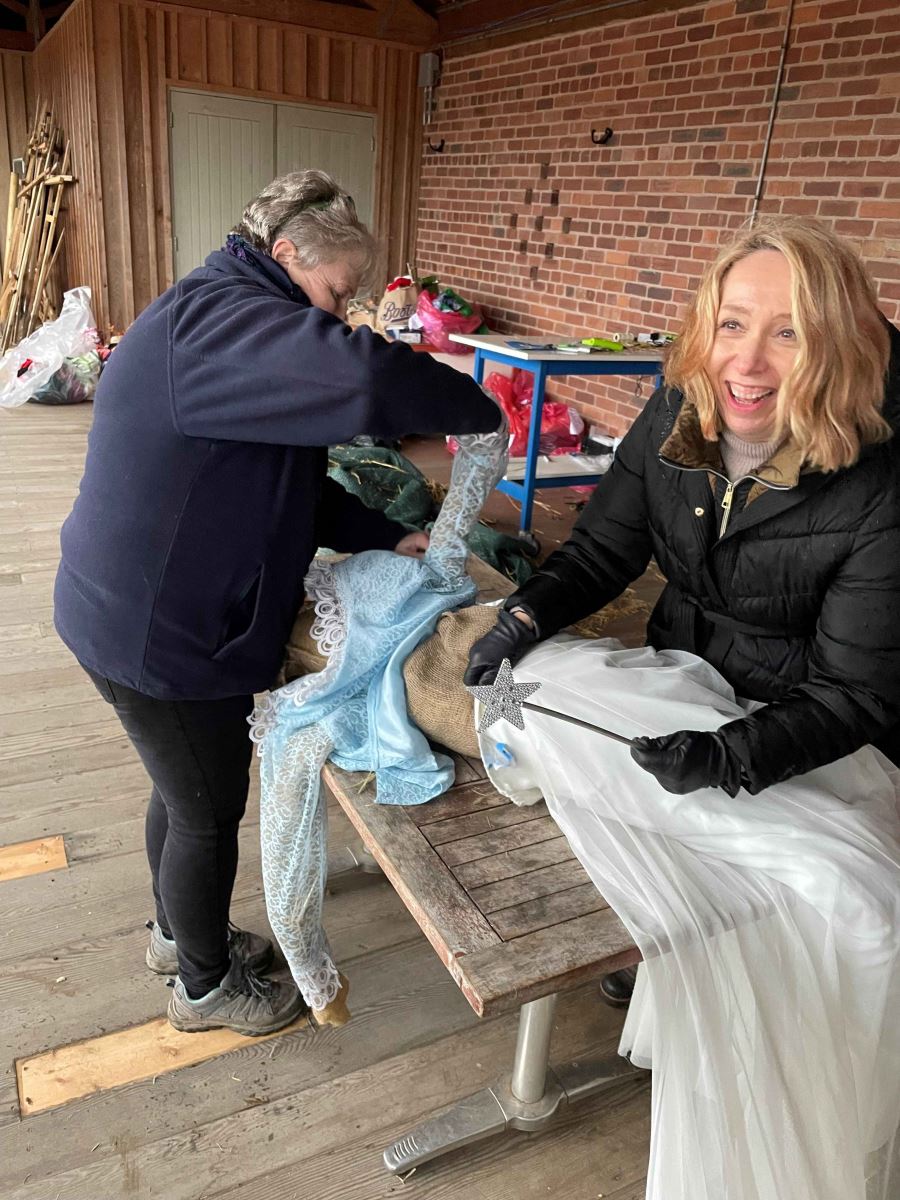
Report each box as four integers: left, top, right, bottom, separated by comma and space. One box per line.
415, 0, 900, 434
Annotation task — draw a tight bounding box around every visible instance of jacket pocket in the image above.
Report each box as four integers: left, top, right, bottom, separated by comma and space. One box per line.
213, 566, 265, 660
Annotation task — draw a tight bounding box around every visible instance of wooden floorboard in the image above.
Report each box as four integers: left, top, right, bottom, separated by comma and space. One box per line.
0, 835, 68, 882
0, 403, 650, 1199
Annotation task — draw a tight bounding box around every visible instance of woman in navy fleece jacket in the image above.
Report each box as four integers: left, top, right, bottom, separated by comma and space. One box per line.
54, 170, 501, 1036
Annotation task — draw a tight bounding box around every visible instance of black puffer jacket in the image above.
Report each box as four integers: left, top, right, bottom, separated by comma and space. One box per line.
510, 320, 900, 792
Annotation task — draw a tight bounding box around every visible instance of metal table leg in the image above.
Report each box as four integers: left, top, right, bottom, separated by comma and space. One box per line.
326, 842, 384, 892
518, 361, 547, 538
382, 992, 641, 1174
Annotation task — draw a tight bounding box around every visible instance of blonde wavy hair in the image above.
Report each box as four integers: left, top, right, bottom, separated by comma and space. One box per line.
665, 216, 891, 471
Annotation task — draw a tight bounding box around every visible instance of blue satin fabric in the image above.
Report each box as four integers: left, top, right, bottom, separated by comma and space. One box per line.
268, 549, 475, 804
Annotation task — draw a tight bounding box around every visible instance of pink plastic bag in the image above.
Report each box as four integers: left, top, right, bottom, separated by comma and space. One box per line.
416, 288, 483, 353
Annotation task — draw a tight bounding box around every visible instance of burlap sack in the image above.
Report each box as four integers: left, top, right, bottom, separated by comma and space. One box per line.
402, 605, 498, 758
278, 595, 652, 755
277, 602, 494, 755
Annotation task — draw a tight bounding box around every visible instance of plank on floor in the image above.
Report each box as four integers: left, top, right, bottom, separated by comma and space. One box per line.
16, 1014, 310, 1116
0, 834, 67, 882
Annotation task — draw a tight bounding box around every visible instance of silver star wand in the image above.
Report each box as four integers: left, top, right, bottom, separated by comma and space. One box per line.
466, 658, 633, 745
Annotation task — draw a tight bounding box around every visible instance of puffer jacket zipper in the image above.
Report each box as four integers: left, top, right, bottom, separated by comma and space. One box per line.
658, 456, 791, 538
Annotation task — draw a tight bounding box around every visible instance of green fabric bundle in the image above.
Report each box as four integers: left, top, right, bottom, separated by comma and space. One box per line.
327, 444, 534, 586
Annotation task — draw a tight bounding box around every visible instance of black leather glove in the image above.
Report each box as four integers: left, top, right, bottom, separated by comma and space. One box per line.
630, 730, 744, 797
464, 607, 538, 687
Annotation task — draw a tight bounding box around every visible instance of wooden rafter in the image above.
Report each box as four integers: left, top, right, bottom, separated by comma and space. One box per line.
0, 28, 33, 49
0, 0, 29, 20
437, 0, 705, 51
167, 0, 437, 46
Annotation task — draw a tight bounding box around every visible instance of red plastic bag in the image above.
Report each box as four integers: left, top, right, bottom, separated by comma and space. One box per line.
488, 369, 583, 456
416, 288, 483, 353
449, 369, 584, 457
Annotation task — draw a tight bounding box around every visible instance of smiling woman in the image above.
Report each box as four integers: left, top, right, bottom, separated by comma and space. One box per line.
467, 212, 900, 797
460, 215, 900, 1195
668, 216, 892, 470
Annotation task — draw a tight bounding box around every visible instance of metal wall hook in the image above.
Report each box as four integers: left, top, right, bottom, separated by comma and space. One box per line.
591, 127, 613, 145
427, 138, 445, 154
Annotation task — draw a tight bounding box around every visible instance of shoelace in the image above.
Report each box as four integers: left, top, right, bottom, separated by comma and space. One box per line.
223, 958, 276, 1011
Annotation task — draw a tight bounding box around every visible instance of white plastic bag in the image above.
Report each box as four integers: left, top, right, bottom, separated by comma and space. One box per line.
0, 287, 98, 408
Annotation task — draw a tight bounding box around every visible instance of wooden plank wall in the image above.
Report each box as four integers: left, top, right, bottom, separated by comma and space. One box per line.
0, 52, 32, 275
31, 2, 109, 332
31, 0, 423, 330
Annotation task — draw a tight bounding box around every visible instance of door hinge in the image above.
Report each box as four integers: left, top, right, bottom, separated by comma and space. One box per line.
169, 110, 174, 129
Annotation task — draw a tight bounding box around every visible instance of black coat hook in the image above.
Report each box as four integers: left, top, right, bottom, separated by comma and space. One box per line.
427, 138, 445, 154
591, 127, 614, 145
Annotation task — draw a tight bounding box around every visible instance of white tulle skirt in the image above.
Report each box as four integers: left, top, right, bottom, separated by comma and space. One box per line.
478, 636, 900, 1200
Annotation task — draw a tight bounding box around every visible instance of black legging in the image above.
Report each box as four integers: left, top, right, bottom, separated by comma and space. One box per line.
84, 668, 254, 996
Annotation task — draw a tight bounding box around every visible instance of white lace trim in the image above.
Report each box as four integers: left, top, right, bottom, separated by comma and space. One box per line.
248, 693, 277, 749
295, 960, 342, 1011
247, 559, 349, 753
307, 559, 346, 659
284, 559, 347, 708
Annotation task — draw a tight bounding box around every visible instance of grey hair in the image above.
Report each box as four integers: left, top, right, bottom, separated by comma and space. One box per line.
232, 169, 376, 281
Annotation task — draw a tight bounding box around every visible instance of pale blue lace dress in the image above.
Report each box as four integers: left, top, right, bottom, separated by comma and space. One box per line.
249, 418, 507, 1009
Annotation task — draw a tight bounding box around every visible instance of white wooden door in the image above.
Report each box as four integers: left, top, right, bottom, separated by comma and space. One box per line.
275, 104, 375, 228
169, 90, 275, 281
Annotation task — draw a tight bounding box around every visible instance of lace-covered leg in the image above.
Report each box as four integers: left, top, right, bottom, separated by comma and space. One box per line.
258, 722, 342, 1010
424, 407, 508, 588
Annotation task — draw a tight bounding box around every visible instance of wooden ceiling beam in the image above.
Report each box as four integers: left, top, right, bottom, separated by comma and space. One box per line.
164, 0, 437, 47
0, 27, 33, 48
365, 0, 439, 42
437, 0, 704, 53
0, 0, 29, 20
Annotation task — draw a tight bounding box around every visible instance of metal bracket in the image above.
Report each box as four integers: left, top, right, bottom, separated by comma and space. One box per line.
383, 992, 642, 1173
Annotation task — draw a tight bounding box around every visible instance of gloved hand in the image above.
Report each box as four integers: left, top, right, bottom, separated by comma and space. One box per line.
630, 729, 744, 797
464, 607, 538, 687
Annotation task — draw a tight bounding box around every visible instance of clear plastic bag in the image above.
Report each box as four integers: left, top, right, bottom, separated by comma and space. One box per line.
0, 287, 98, 408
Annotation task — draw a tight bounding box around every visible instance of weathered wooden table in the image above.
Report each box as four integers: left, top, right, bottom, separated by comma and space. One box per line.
324, 558, 649, 1174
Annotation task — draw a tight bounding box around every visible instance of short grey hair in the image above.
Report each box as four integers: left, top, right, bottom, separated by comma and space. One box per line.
232, 169, 376, 280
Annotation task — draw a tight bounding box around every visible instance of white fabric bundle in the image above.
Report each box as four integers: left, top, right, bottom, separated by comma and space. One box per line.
479, 635, 900, 1200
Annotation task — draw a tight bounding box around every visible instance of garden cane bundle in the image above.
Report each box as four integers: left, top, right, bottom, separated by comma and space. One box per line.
0, 101, 74, 353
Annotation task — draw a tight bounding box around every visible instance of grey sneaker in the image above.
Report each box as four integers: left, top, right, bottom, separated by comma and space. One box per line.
146, 920, 274, 976
167, 956, 306, 1036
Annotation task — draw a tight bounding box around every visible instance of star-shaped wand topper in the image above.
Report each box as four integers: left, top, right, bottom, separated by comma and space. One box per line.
467, 657, 542, 732
466, 657, 634, 745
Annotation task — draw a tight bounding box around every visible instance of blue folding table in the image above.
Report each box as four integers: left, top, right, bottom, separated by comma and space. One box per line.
449, 333, 664, 548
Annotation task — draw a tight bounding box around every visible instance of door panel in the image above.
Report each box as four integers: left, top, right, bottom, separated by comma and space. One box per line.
276, 105, 375, 228
169, 92, 376, 283
169, 91, 275, 281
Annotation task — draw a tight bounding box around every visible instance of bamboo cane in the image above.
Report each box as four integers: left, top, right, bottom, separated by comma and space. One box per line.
3, 171, 18, 272
0, 105, 75, 351
3, 176, 44, 348
28, 148, 69, 331
0, 173, 21, 324
7, 183, 44, 345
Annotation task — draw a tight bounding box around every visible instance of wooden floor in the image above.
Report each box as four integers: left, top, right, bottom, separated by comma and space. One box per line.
0, 402, 650, 1200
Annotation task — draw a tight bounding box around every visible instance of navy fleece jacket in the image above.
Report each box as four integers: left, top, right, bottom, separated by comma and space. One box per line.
54, 250, 500, 698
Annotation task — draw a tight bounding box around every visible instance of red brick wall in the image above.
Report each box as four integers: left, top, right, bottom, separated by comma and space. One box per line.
415, 0, 900, 434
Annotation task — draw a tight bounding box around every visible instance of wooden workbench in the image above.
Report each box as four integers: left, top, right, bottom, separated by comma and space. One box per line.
323, 555, 650, 1173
